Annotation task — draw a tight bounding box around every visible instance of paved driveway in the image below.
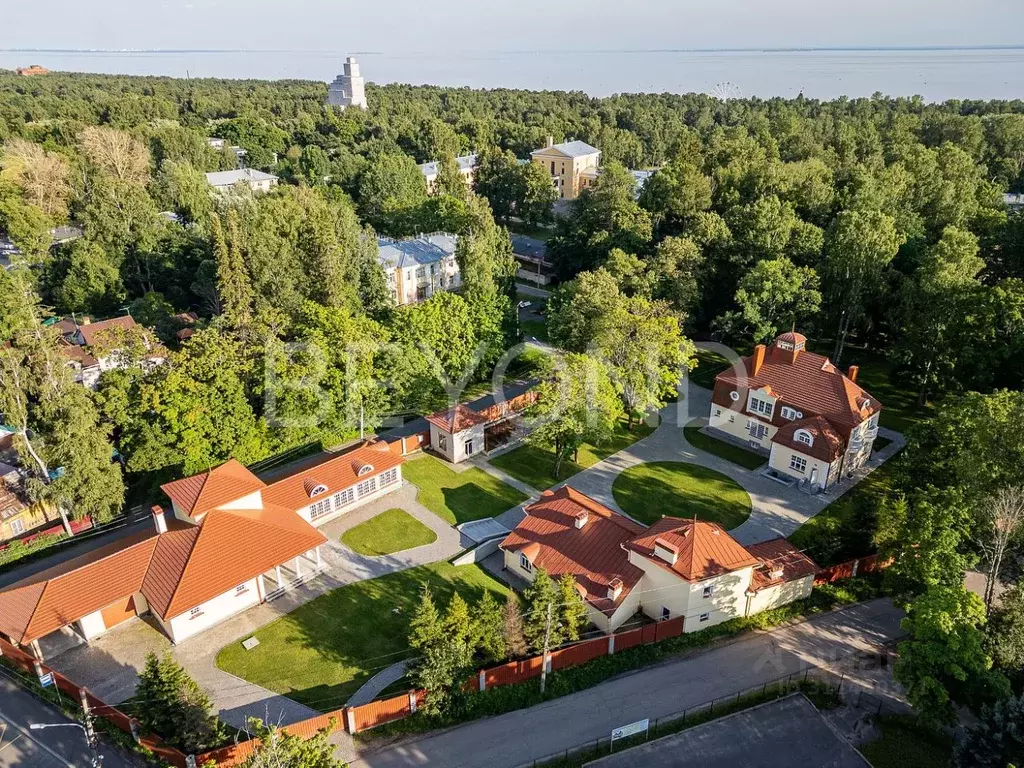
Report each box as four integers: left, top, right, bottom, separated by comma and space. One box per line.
552, 382, 904, 545
47, 482, 464, 732
352, 599, 904, 768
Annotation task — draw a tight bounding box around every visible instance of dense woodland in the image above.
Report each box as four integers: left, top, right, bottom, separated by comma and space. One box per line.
2, 69, 1024, 755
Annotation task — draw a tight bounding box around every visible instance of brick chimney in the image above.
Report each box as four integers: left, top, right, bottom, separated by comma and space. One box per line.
847, 365, 859, 383
750, 344, 767, 376
545, 135, 554, 148
151, 504, 168, 535
607, 577, 623, 601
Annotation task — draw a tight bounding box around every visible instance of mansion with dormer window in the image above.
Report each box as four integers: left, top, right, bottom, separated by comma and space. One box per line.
708, 332, 882, 490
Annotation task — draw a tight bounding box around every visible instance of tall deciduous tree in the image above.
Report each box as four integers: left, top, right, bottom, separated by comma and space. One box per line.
242, 717, 344, 768
822, 209, 904, 363
714, 257, 821, 344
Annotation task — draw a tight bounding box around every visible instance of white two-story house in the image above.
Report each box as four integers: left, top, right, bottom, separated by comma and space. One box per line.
378, 233, 462, 305
708, 331, 882, 490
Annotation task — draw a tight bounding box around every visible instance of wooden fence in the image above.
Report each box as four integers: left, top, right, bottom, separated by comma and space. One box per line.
814, 553, 887, 585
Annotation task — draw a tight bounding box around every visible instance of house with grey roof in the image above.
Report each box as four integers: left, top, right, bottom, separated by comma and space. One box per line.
204, 168, 278, 193
419, 153, 478, 194
378, 233, 461, 305
530, 137, 601, 200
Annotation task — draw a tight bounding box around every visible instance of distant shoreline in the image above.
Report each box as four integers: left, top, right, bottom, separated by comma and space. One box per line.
2, 44, 1023, 55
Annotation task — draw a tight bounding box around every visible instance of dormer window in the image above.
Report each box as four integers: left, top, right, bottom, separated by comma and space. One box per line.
780, 406, 802, 420
357, 464, 374, 476
308, 483, 328, 498
794, 429, 814, 446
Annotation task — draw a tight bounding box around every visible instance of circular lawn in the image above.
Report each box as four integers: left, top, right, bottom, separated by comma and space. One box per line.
611, 461, 752, 530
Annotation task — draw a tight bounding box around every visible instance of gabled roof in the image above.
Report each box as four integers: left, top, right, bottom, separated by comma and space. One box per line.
58, 344, 99, 369
500, 487, 645, 616
79, 316, 136, 347
746, 538, 819, 592
204, 168, 278, 187
425, 404, 490, 434
625, 517, 759, 582
531, 140, 600, 159
419, 154, 478, 178
141, 504, 326, 620
261, 443, 403, 512
771, 416, 845, 462
0, 530, 160, 644
160, 459, 266, 519
713, 333, 881, 430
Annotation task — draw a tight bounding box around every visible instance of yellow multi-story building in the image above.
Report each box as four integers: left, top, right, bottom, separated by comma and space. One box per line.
0, 463, 58, 543
530, 138, 601, 200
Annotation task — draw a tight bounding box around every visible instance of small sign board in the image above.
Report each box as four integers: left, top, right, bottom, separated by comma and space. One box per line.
242, 637, 260, 651
38, 672, 54, 688
610, 718, 649, 744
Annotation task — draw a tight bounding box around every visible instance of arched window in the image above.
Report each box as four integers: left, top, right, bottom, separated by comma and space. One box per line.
794, 429, 814, 447
308, 483, 328, 497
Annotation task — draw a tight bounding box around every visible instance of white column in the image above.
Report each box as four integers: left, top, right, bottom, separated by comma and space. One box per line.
275, 565, 283, 587
608, 635, 616, 655
346, 709, 357, 734
478, 670, 486, 692
315, 547, 322, 569
294, 556, 303, 578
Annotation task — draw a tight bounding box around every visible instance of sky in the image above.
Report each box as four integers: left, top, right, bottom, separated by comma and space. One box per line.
5, 0, 1023, 53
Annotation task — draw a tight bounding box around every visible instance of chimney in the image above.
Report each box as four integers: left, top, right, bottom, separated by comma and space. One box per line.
546, 135, 554, 148
751, 344, 767, 376
572, 509, 589, 529
653, 538, 679, 566
847, 365, 859, 383
151, 504, 168, 535
607, 578, 623, 601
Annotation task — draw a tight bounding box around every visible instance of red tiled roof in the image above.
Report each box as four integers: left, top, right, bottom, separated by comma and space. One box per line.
425, 404, 489, 434
262, 444, 404, 511
59, 344, 99, 369
771, 416, 845, 462
160, 459, 266, 519
79, 316, 136, 347
713, 334, 880, 432
500, 487, 646, 616
746, 538, 819, 592
625, 517, 760, 582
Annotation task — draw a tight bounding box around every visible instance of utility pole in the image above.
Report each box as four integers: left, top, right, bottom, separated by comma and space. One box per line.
539, 602, 553, 695
79, 687, 102, 767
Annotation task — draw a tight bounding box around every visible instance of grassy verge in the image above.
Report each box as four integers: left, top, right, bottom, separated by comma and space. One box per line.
340, 509, 437, 556
403, 456, 528, 525
521, 318, 549, 343
490, 416, 657, 490
859, 715, 952, 768
687, 349, 733, 390
361, 576, 882, 742
216, 562, 509, 711
612, 460, 752, 529
683, 421, 765, 470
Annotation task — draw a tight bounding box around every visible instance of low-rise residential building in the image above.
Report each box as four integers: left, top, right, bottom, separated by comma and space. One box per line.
501, 487, 817, 633
425, 382, 537, 463
16, 65, 49, 76
1005, 192, 1024, 212
420, 154, 478, 193
510, 234, 554, 286
327, 57, 368, 110
0, 442, 406, 654
206, 137, 248, 168
378, 233, 461, 305
530, 138, 601, 200
204, 168, 278, 193
708, 331, 882, 490
0, 463, 59, 543
55, 315, 167, 389
497, 489, 815, 634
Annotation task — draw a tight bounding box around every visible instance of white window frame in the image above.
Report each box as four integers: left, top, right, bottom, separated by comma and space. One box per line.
702, 584, 714, 599
789, 455, 808, 474
464, 439, 474, 456
9, 518, 25, 535
356, 477, 377, 497
661, 606, 671, 621
333, 488, 355, 510
519, 553, 532, 572
189, 606, 203, 620
380, 467, 399, 486
438, 433, 448, 452
780, 406, 802, 420
235, 583, 249, 595
748, 396, 774, 419
795, 429, 813, 446
699, 612, 711, 623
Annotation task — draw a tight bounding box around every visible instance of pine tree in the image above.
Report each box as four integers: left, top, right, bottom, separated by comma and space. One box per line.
474, 592, 506, 662
502, 594, 528, 659
558, 574, 588, 643
212, 211, 253, 333
444, 593, 473, 647
135, 652, 221, 754
409, 585, 443, 650
521, 568, 561, 651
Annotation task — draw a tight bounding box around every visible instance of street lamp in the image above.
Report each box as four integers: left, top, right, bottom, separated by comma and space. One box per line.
30, 722, 103, 766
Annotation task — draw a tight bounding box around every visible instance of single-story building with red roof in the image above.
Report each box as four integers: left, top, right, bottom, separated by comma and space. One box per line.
0, 441, 407, 656
501, 487, 817, 633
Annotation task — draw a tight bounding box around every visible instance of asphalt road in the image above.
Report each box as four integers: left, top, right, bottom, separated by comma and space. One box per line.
353, 599, 903, 768
0, 674, 133, 768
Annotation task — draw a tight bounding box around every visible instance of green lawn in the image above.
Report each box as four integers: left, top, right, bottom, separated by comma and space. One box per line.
490, 417, 658, 490
521, 318, 549, 343
216, 562, 508, 711
860, 716, 951, 768
683, 420, 765, 470
612, 461, 752, 529
340, 509, 437, 556
687, 349, 734, 390
403, 455, 528, 525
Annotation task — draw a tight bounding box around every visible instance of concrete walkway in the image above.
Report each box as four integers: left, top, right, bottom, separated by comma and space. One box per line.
47, 482, 464, 734
352, 598, 905, 768
498, 382, 906, 545
346, 660, 411, 707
